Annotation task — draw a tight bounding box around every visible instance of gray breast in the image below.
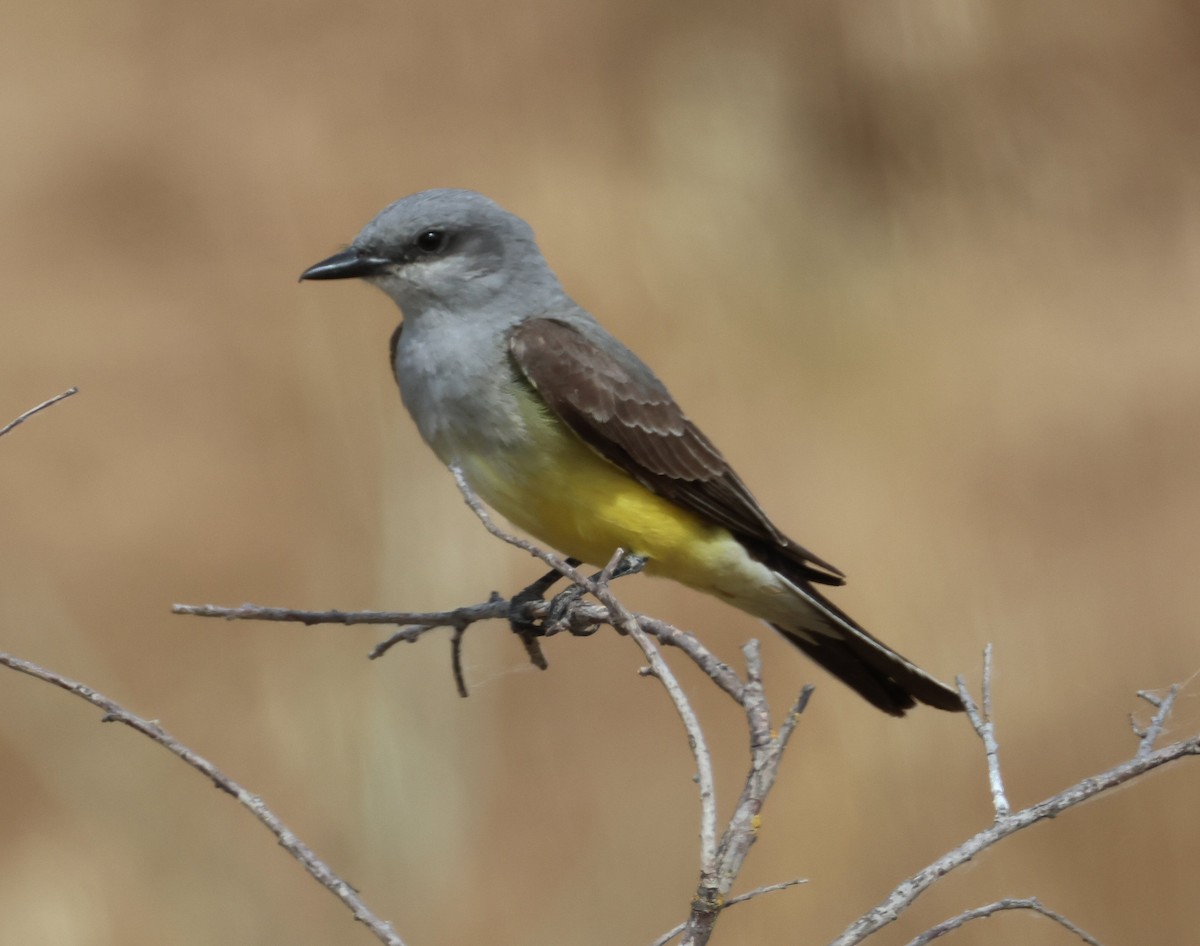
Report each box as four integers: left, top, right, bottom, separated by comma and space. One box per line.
392, 311, 528, 464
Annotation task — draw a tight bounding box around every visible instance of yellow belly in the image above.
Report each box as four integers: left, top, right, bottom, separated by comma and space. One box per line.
461, 426, 709, 570
455, 397, 795, 620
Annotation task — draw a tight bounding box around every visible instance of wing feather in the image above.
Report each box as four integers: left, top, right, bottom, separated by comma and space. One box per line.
508, 317, 844, 585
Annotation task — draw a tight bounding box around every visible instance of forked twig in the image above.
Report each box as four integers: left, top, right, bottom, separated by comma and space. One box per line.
648, 877, 808, 946
956, 644, 1010, 820
1131, 685, 1179, 759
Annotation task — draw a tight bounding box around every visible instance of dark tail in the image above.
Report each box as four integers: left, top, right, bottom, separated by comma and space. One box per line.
771, 583, 964, 717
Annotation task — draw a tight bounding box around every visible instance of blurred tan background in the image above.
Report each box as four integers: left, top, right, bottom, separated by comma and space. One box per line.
2, 2, 1199, 944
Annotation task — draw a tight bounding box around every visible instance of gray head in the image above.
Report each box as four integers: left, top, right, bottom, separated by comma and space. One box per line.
300, 189, 564, 314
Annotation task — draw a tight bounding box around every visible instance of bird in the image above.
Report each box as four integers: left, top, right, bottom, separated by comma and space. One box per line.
300, 189, 963, 716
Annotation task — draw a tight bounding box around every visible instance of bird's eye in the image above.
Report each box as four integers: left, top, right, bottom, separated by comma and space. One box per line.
415, 229, 447, 253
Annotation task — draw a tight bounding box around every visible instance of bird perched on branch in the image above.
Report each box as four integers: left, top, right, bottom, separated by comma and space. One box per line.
301, 188, 962, 716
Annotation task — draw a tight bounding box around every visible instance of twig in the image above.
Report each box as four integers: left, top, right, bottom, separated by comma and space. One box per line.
174, 600, 750, 706
596, 556, 719, 878
172, 600, 510, 628
904, 896, 1104, 946
828, 706, 1200, 945
0, 651, 406, 946
956, 644, 1010, 820
450, 465, 595, 590
1132, 685, 1179, 759
632, 616, 746, 705
0, 386, 78, 438
649, 877, 808, 946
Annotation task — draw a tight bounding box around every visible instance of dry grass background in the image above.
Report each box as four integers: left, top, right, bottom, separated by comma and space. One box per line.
2, 2, 1199, 944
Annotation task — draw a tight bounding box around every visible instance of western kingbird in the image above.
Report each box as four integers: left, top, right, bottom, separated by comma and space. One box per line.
300, 189, 962, 716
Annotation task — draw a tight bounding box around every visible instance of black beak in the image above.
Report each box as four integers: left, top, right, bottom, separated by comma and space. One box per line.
299, 249, 391, 281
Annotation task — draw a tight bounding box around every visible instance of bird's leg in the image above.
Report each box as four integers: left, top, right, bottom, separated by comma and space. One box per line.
509, 557, 582, 628
507, 558, 583, 668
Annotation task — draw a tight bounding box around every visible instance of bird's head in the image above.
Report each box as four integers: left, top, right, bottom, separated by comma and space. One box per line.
300, 188, 561, 315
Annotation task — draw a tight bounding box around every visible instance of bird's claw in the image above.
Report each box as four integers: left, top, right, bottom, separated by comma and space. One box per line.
506, 554, 643, 654
505, 558, 584, 667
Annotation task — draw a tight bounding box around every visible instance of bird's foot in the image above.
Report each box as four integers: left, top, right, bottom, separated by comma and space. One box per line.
507, 558, 583, 667
606, 553, 647, 582
544, 552, 647, 637
507, 553, 647, 653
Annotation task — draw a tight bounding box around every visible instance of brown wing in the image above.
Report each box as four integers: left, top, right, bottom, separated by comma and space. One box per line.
508, 317, 844, 586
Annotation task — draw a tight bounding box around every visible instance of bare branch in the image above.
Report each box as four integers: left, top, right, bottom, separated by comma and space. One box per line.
176, 468, 812, 944
956, 644, 1010, 820
597, 558, 719, 877
904, 896, 1104, 946
829, 705, 1200, 945
649, 877, 808, 946
681, 663, 813, 946
174, 596, 751, 707
0, 651, 406, 946
633, 616, 747, 705
181, 584, 741, 678
172, 599, 508, 628
0, 386, 78, 438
